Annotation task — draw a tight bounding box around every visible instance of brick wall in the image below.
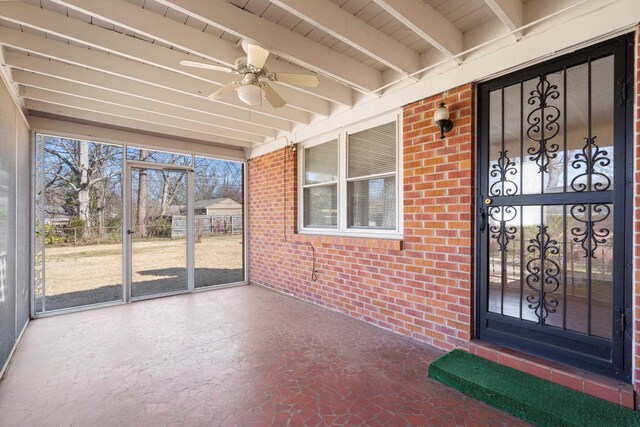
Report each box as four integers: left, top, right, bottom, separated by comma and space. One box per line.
248, 84, 475, 351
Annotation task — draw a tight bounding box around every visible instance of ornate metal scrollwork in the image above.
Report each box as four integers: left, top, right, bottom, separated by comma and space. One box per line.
490, 150, 518, 196
570, 204, 611, 259
526, 75, 561, 173
488, 205, 517, 251
570, 137, 612, 192
525, 225, 560, 324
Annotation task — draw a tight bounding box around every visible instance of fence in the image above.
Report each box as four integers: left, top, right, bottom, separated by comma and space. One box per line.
41, 215, 242, 245
44, 226, 122, 245
171, 215, 242, 239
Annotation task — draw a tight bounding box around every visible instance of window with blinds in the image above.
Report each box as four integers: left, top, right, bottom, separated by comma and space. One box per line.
347, 122, 396, 229
299, 115, 399, 236
302, 140, 337, 227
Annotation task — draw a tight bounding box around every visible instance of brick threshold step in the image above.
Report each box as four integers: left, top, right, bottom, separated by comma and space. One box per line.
468, 340, 635, 409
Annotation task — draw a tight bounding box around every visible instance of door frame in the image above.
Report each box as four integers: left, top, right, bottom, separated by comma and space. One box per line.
474, 34, 634, 382
124, 160, 195, 302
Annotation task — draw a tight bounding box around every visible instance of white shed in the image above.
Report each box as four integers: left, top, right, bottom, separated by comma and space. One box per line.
194, 198, 242, 216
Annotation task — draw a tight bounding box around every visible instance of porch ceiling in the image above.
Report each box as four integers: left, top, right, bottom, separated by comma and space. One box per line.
0, 0, 630, 152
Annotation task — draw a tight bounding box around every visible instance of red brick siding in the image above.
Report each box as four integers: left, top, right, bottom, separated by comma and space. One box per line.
248, 84, 475, 351
250, 32, 640, 402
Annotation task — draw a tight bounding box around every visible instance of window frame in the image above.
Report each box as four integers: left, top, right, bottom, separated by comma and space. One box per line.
297, 112, 403, 239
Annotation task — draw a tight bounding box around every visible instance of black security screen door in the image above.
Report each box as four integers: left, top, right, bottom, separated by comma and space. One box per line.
477, 35, 633, 381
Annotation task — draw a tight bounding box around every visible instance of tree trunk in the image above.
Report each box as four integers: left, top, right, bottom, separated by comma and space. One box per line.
97, 180, 106, 238
136, 150, 149, 237
546, 155, 563, 191
160, 156, 180, 217
160, 171, 170, 217
78, 140, 91, 230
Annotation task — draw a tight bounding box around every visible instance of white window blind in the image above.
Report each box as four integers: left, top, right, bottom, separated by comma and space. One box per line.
305, 140, 337, 184
348, 122, 396, 178
302, 140, 338, 228
347, 122, 397, 229
304, 185, 337, 227
348, 177, 396, 229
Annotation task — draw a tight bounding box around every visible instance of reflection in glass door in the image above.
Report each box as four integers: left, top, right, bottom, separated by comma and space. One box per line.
128, 165, 191, 299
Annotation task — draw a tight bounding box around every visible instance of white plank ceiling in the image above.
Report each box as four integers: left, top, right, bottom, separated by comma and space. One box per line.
0, 0, 600, 150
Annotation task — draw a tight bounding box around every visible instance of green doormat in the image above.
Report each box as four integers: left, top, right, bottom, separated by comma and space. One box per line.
428, 349, 640, 427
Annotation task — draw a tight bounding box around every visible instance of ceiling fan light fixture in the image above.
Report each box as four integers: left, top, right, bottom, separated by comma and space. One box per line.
237, 82, 263, 106
236, 73, 263, 106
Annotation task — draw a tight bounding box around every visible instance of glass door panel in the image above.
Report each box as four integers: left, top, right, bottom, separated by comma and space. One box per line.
35, 135, 124, 313
130, 167, 188, 298
193, 157, 245, 288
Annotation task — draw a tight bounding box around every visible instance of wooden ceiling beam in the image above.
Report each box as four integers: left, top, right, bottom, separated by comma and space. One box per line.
0, 26, 310, 124
14, 71, 277, 138
0, 1, 331, 116
155, 0, 383, 92
372, 0, 464, 64
5, 52, 293, 132
25, 100, 256, 148
484, 0, 524, 40
21, 87, 261, 145
51, 0, 353, 106
270, 0, 420, 75
28, 116, 247, 161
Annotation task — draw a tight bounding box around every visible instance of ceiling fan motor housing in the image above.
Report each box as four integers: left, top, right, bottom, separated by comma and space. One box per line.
241, 73, 260, 85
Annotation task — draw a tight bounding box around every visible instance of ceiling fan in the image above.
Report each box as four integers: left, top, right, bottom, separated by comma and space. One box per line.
180, 41, 319, 108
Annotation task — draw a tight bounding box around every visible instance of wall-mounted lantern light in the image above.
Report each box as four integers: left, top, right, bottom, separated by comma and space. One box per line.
434, 101, 454, 139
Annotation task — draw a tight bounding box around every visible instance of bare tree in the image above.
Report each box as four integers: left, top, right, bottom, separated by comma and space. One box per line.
44, 137, 122, 233
160, 155, 186, 216
78, 140, 90, 225
194, 158, 243, 203
135, 149, 150, 237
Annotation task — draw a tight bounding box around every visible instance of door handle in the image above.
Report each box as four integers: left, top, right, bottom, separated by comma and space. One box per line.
127, 230, 135, 235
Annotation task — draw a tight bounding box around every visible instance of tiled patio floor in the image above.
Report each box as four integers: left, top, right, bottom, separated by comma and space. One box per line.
0, 285, 527, 426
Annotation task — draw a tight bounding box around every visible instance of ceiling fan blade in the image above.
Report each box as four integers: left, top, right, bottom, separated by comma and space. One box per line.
261, 83, 286, 108
247, 44, 270, 69
208, 82, 238, 100
273, 73, 319, 88
180, 60, 234, 73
